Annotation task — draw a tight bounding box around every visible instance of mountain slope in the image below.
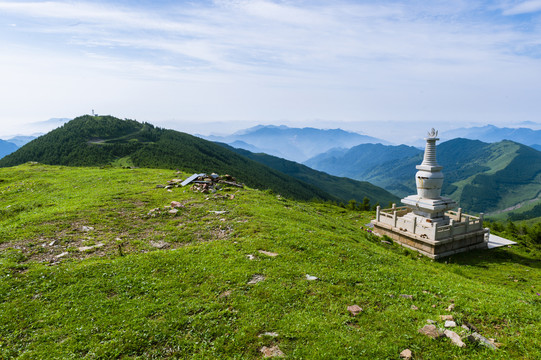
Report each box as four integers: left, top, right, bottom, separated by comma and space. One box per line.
363, 139, 541, 214
0, 115, 337, 202
0, 139, 18, 159
202, 125, 388, 162
223, 145, 400, 206
304, 143, 422, 179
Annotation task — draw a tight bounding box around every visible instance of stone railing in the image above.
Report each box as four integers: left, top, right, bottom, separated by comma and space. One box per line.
375, 205, 484, 241
433, 212, 484, 240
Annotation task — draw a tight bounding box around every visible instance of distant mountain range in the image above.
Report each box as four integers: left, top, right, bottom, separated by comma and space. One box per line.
441, 124, 541, 147
200, 125, 388, 162
308, 139, 541, 215
0, 115, 397, 205
6, 135, 39, 147
0, 140, 18, 159
304, 143, 422, 180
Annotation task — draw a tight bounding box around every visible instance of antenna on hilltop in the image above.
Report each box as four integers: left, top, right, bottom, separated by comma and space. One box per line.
92, 109, 95, 116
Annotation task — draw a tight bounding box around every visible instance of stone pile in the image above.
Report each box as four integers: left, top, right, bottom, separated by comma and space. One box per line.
187, 173, 243, 194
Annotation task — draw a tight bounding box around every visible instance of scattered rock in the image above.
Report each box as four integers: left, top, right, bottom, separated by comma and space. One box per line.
347, 305, 363, 316
381, 240, 392, 245
400, 348, 412, 359
80, 226, 94, 232
411, 305, 419, 310
444, 329, 466, 347
49, 240, 56, 246
246, 254, 256, 260
230, 194, 235, 200
305, 274, 318, 281
440, 315, 453, 321
427, 319, 436, 324
209, 210, 227, 215
78, 243, 104, 252
462, 324, 470, 331
488, 339, 502, 348
260, 345, 284, 358
400, 294, 413, 299
468, 332, 498, 350
259, 250, 279, 257
464, 321, 479, 333
418, 324, 443, 339
258, 332, 279, 338
170, 201, 184, 208
247, 274, 265, 285
219, 290, 232, 298
155, 184, 165, 188
444, 320, 457, 328
168, 208, 178, 214
447, 304, 455, 311
150, 241, 169, 249
55, 252, 69, 258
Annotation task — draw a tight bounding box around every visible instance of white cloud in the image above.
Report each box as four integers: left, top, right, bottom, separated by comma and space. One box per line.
503, 0, 541, 15
1, 0, 541, 140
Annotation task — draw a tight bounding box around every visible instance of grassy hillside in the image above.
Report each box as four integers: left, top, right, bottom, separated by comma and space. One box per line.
0, 115, 337, 203
362, 139, 541, 214
224, 145, 400, 207
0, 164, 539, 359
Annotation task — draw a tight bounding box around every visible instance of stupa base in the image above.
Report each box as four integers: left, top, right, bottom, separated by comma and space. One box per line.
372, 221, 488, 259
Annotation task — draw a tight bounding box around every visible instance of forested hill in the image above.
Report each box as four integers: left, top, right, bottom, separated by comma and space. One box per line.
223, 145, 399, 207
0, 115, 337, 202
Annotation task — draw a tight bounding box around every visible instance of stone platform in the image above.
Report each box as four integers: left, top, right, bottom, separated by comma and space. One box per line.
372, 206, 489, 259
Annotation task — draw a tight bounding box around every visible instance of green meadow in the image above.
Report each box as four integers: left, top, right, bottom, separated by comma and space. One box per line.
1, 163, 539, 359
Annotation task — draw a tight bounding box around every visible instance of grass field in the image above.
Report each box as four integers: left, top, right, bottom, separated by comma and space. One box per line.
0, 163, 539, 359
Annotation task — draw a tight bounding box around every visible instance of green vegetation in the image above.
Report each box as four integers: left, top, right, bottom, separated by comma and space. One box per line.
224, 145, 399, 207
485, 220, 541, 249
0, 163, 539, 359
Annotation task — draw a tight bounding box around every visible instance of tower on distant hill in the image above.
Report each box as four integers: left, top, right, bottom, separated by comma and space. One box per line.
371, 129, 488, 259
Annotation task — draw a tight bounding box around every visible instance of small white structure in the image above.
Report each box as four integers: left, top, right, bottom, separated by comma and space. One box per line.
372, 129, 488, 259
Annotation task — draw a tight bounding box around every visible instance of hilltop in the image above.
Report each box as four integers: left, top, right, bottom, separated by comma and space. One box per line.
0, 163, 539, 359
0, 115, 401, 206
0, 115, 336, 203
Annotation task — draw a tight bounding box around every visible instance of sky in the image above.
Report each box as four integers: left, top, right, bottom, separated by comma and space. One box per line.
1, 0, 541, 143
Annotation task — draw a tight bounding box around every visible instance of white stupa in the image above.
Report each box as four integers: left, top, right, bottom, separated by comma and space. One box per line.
401, 128, 456, 224
371, 129, 488, 259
